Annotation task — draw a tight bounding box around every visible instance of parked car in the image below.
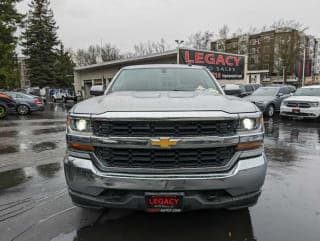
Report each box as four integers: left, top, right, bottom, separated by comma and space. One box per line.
4, 92, 44, 115
65, 64, 267, 212
280, 85, 320, 119
244, 85, 296, 117
222, 84, 241, 96
239, 84, 261, 97
0, 93, 17, 118
51, 88, 81, 102
222, 84, 261, 97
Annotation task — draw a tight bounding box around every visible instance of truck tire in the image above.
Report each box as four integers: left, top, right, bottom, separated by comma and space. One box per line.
17, 104, 30, 115
265, 104, 275, 117
0, 104, 7, 118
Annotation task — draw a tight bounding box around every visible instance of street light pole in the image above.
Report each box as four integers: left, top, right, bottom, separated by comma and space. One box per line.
302, 47, 306, 86
175, 40, 184, 64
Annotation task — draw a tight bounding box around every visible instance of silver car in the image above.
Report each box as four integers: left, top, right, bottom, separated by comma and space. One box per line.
64, 65, 267, 212
244, 85, 296, 117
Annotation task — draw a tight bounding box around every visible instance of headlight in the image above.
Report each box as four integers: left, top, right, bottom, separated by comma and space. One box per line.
68, 118, 92, 132
239, 116, 263, 131
309, 102, 319, 107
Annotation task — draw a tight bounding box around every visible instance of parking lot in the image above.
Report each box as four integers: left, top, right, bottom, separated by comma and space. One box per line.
0, 103, 319, 241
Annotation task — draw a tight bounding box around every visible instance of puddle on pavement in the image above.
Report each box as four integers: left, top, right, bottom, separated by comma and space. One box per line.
0, 168, 31, 190
0, 145, 19, 155
51, 209, 254, 241
32, 142, 57, 153
0, 122, 19, 128
36, 163, 62, 178
33, 126, 66, 135
0, 130, 19, 138
0, 141, 58, 155
30, 121, 66, 126
265, 146, 298, 163
0, 163, 62, 190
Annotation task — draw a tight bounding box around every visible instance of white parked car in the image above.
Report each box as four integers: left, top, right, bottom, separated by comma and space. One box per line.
280, 85, 320, 119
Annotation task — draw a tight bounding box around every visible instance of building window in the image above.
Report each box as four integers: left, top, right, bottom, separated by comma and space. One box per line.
94, 79, 103, 85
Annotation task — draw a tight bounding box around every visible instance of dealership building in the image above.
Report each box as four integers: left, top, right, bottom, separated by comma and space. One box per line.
73, 49, 248, 98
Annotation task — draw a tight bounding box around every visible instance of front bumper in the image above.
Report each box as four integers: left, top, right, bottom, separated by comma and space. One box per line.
280, 106, 320, 119
64, 153, 267, 211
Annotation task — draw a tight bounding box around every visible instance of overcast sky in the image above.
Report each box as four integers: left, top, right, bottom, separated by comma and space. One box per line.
17, 0, 320, 53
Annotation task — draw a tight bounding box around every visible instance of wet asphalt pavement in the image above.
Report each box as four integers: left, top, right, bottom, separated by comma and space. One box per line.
0, 103, 319, 241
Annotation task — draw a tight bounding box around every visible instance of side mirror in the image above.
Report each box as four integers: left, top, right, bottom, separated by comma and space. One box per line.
277, 93, 284, 98
90, 85, 105, 96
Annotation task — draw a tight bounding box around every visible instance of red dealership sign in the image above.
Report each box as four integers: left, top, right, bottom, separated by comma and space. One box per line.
178, 48, 245, 80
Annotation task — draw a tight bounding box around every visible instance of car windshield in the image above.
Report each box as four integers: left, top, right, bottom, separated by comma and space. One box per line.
252, 87, 279, 96
111, 68, 221, 94
294, 88, 320, 96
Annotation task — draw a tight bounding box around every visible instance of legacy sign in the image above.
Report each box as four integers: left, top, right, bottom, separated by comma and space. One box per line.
178, 48, 245, 80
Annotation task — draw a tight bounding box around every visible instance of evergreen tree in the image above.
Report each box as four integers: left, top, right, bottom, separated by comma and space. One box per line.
54, 44, 74, 88
21, 0, 59, 88
0, 0, 23, 89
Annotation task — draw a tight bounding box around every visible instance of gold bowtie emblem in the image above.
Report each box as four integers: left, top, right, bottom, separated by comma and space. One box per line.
151, 138, 178, 148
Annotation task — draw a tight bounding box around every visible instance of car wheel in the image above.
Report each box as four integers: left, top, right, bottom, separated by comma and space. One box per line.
265, 104, 275, 117
0, 105, 7, 118
17, 104, 30, 115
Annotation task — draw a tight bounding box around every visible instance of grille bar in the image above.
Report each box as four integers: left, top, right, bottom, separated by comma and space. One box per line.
287, 102, 311, 108
92, 120, 238, 137
94, 146, 235, 169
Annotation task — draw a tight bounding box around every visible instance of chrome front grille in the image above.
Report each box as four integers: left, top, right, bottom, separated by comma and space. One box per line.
94, 146, 235, 169
287, 102, 311, 108
92, 120, 238, 137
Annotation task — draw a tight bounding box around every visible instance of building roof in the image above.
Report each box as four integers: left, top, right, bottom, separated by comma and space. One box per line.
74, 50, 177, 72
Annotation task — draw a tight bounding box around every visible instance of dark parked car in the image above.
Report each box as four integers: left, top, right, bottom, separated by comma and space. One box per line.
222, 84, 261, 97
239, 84, 261, 97
4, 92, 44, 115
244, 85, 296, 117
0, 93, 17, 118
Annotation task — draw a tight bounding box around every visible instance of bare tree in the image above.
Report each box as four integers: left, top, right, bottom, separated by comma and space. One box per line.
132, 38, 171, 56
99, 43, 121, 62
270, 19, 308, 32
185, 30, 214, 50
72, 43, 121, 66
218, 25, 229, 40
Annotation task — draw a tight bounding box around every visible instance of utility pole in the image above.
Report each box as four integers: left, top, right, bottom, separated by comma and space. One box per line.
302, 47, 306, 86
175, 40, 184, 64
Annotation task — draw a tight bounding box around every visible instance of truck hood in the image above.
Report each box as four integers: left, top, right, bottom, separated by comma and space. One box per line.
284, 96, 320, 102
71, 91, 259, 115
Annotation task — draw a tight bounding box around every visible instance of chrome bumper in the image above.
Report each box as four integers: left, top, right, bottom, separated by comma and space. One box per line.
64, 153, 267, 208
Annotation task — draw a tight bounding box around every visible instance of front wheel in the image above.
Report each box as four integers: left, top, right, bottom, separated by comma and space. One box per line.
265, 104, 275, 117
0, 105, 7, 118
17, 105, 30, 115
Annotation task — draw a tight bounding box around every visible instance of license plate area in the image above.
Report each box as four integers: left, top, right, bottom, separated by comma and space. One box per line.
145, 193, 184, 212
292, 108, 300, 113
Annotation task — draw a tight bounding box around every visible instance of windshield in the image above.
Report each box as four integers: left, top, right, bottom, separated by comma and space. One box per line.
252, 87, 279, 96
294, 88, 320, 96
111, 68, 221, 94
